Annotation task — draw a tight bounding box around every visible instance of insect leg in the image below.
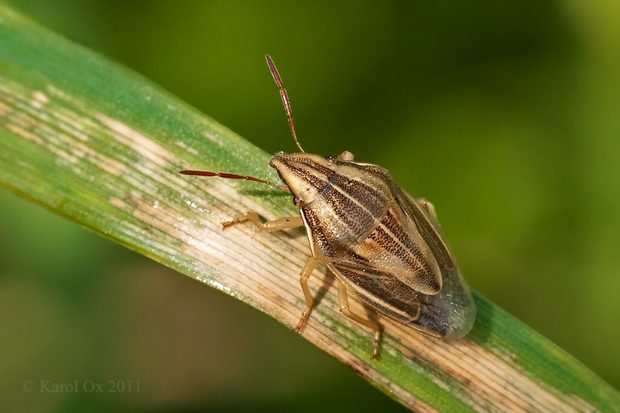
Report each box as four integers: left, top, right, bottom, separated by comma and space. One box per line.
336, 151, 354, 161
294, 257, 320, 333
337, 282, 383, 359
415, 198, 442, 233
222, 212, 303, 231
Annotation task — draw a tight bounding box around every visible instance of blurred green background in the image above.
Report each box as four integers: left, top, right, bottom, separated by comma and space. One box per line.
1, 0, 619, 411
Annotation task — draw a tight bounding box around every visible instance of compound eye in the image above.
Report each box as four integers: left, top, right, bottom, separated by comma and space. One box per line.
293, 196, 303, 206
325, 156, 334, 162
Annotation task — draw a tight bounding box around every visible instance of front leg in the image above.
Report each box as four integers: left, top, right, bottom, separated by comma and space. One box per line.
222, 212, 303, 232
223, 213, 320, 335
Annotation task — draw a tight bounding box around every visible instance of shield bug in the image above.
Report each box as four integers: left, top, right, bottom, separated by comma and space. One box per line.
181, 55, 476, 358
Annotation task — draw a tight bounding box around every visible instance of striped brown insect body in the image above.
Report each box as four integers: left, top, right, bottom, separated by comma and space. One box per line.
181, 56, 476, 357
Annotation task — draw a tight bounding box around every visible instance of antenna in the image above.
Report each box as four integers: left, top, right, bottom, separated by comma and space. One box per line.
266, 55, 305, 153
179, 56, 303, 188
179, 170, 288, 191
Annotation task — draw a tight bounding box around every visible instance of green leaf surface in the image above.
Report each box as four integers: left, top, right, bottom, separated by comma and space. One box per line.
0, 5, 618, 412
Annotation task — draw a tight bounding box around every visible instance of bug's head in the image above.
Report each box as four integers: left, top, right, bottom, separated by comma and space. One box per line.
269, 152, 336, 207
